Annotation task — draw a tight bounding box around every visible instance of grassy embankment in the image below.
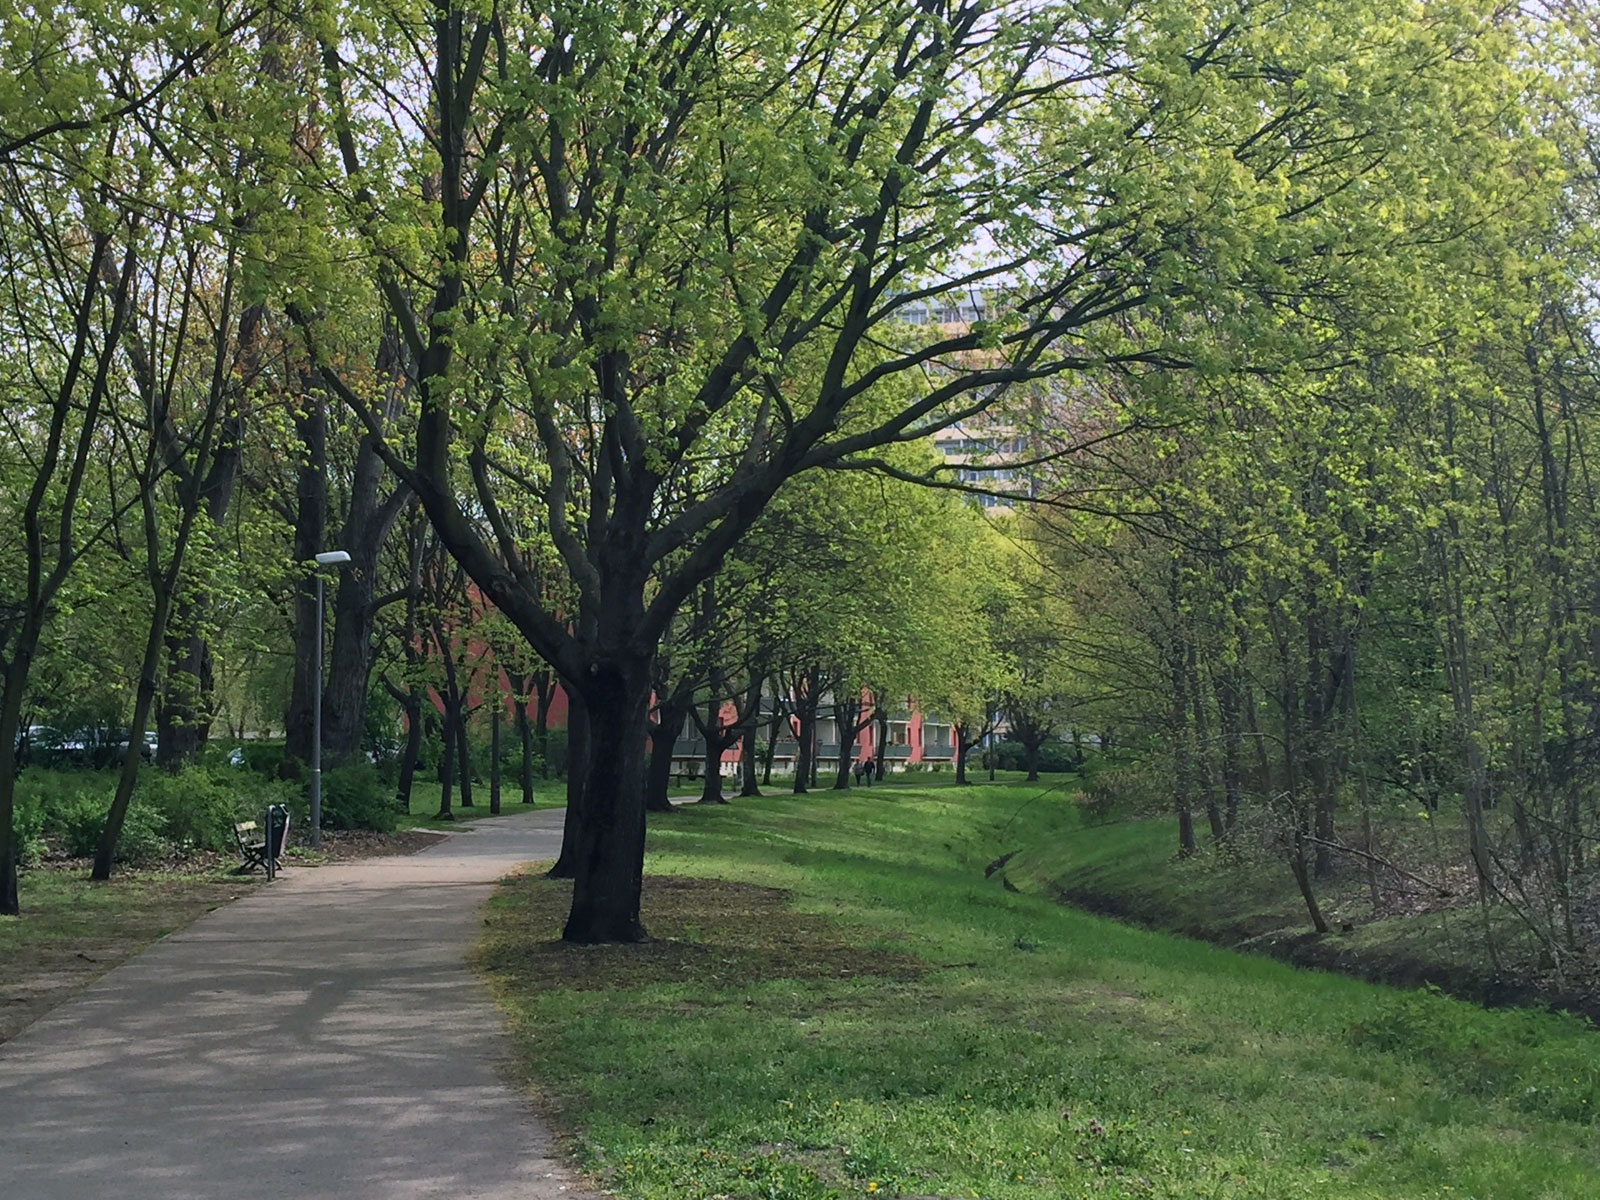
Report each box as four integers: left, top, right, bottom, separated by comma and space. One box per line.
0, 867, 252, 1042
997, 790, 1580, 1013
478, 775, 1600, 1200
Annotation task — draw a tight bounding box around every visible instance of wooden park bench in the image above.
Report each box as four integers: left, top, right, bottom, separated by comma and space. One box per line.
233, 806, 291, 876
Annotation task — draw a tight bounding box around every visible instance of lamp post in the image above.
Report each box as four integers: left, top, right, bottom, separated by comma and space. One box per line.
311, 550, 352, 848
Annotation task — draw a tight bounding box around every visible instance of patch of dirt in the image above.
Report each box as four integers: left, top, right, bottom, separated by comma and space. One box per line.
478, 874, 926, 994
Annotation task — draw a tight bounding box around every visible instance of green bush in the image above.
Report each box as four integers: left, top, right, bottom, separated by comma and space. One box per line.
230, 773, 307, 837
234, 741, 287, 776
320, 763, 396, 832
45, 786, 165, 864
33, 773, 112, 855
112, 804, 169, 865
15, 764, 307, 862
139, 768, 247, 851
1081, 762, 1166, 824
12, 785, 46, 868
992, 737, 1082, 773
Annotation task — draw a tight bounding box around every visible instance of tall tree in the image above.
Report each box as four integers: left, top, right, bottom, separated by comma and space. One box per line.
296, 0, 1530, 941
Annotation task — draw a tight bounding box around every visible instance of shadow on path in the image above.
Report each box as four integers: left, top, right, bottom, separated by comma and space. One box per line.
0, 809, 596, 1200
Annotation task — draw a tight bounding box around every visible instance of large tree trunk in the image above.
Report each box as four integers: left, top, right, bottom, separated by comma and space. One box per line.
489, 705, 502, 814
761, 684, 782, 785
156, 312, 252, 769
157, 617, 217, 767
954, 725, 978, 785
547, 698, 588, 878
454, 703, 474, 807
1214, 664, 1244, 835
321, 447, 409, 764
0, 649, 40, 915
395, 685, 423, 812
792, 693, 820, 795
646, 691, 690, 814
833, 695, 859, 790
739, 675, 763, 797
1168, 565, 1197, 856
1189, 643, 1224, 840
698, 691, 728, 804
563, 662, 652, 944
645, 719, 678, 814
516, 701, 535, 803
283, 391, 327, 774
320, 559, 382, 765
532, 670, 553, 775
437, 701, 456, 820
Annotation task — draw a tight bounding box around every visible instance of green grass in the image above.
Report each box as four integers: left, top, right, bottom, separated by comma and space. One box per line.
398, 775, 566, 829
999, 799, 1554, 1003
1, 865, 252, 1042
478, 776, 1599, 1200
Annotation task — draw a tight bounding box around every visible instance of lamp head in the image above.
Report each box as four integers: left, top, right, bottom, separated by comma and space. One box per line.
314, 550, 352, 567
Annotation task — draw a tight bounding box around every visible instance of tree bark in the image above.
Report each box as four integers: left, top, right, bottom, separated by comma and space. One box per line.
156, 396, 245, 767
738, 675, 763, 797
562, 661, 652, 943
532, 670, 553, 776
698, 688, 728, 804
833, 694, 859, 790
1168, 569, 1196, 857
489, 704, 502, 814
395, 683, 423, 812
283, 389, 327, 775
0, 650, 40, 914
516, 701, 535, 803
547, 698, 588, 878
954, 722, 983, 786
1188, 642, 1224, 840
646, 691, 690, 814
791, 671, 822, 795
1213, 664, 1244, 835
437, 700, 456, 819
761, 683, 783, 785
455, 703, 474, 807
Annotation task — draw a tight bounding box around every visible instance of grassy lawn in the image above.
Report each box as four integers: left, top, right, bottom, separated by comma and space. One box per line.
0, 866, 254, 1043
479, 776, 1599, 1200
399, 775, 567, 829
999, 795, 1567, 1007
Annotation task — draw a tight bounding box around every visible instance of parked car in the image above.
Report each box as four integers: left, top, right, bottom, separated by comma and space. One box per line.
31, 727, 156, 769
12, 725, 61, 768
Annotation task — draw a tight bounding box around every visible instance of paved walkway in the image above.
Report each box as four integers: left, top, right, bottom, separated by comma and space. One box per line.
0, 808, 598, 1199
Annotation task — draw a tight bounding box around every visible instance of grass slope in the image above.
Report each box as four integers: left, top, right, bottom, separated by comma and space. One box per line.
479, 777, 1600, 1200
1000, 801, 1578, 1013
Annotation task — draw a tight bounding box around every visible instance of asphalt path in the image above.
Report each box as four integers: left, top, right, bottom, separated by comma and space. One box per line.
0, 807, 598, 1200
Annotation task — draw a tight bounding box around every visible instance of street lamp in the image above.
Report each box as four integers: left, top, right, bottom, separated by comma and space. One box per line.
311, 549, 352, 848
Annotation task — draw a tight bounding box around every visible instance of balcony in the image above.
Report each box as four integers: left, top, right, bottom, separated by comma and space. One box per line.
673, 738, 707, 758
884, 744, 911, 760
